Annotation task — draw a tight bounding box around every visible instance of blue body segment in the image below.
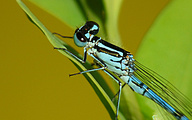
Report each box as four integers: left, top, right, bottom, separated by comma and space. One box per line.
54, 21, 192, 120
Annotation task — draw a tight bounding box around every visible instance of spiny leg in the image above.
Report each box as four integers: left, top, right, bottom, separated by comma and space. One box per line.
67, 53, 107, 76
54, 47, 87, 63
112, 83, 126, 102
72, 61, 123, 119
55, 45, 122, 119
69, 67, 105, 76
103, 69, 122, 120
54, 48, 108, 77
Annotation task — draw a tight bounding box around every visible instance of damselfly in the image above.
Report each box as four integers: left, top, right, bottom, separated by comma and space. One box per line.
53, 21, 192, 120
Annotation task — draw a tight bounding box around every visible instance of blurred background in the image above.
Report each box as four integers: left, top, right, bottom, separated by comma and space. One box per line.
1, 0, 192, 120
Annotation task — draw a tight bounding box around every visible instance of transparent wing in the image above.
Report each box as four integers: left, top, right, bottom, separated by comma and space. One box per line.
133, 60, 192, 119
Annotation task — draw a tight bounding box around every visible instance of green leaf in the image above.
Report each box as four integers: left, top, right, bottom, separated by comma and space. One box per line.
16, 0, 127, 119
28, 0, 86, 29
103, 0, 123, 46
136, 0, 192, 119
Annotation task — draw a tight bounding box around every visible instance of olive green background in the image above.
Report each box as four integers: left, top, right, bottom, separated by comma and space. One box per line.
3, 0, 191, 120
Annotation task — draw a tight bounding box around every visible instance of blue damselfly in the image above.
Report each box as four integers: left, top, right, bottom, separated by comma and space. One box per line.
53, 21, 192, 120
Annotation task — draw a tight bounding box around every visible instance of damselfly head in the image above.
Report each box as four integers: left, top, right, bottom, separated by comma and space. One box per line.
73, 21, 99, 47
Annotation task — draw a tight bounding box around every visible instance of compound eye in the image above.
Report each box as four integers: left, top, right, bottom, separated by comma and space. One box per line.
76, 32, 86, 42
74, 32, 87, 47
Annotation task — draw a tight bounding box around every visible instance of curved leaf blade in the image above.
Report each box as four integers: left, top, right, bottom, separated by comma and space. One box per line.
136, 0, 192, 119
16, 0, 127, 119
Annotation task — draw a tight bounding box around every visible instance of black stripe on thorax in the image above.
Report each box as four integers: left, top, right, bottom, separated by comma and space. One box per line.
95, 45, 121, 57
98, 39, 130, 57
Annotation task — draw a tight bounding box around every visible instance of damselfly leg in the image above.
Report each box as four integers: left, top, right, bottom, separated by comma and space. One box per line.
54, 47, 87, 63
69, 67, 123, 120
112, 83, 126, 102
69, 67, 105, 76
54, 45, 123, 119
103, 69, 122, 120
